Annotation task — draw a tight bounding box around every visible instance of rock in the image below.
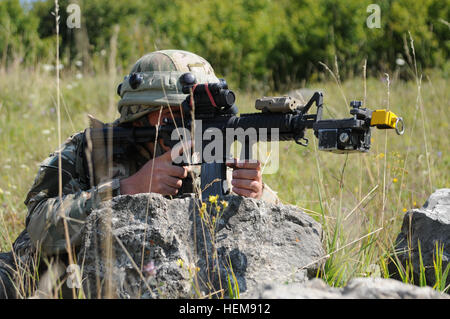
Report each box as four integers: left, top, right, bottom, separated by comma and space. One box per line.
389, 188, 450, 288
246, 277, 449, 299
78, 193, 325, 298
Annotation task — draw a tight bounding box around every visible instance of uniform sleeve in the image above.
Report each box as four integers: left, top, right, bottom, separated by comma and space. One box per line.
24, 132, 120, 256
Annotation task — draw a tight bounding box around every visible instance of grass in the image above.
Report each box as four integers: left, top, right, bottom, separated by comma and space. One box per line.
0, 61, 448, 296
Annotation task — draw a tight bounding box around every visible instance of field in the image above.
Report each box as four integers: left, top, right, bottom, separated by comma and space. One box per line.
0, 60, 448, 292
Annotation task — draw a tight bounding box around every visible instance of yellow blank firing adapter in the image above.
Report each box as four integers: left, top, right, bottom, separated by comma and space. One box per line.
370, 110, 404, 135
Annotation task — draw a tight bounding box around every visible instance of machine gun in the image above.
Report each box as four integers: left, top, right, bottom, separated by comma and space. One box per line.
83, 72, 404, 197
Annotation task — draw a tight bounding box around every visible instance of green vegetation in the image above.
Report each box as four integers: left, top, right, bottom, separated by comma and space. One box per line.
1, 64, 448, 292
1, 0, 449, 89
0, 0, 449, 296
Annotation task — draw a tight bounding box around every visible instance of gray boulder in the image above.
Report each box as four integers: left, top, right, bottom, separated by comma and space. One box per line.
78, 193, 325, 298
247, 277, 449, 299
389, 188, 450, 288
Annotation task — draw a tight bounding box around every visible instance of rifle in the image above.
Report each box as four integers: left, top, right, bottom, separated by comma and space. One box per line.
83, 73, 404, 198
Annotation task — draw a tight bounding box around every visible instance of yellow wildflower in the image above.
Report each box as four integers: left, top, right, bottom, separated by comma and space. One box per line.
220, 200, 228, 209
402, 208, 408, 213
215, 205, 221, 213
393, 178, 398, 183
209, 195, 219, 205
200, 202, 207, 219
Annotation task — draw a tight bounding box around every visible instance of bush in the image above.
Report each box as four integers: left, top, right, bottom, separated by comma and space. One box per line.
1, 0, 448, 88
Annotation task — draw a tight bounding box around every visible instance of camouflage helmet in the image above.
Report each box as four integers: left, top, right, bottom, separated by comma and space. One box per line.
117, 50, 220, 124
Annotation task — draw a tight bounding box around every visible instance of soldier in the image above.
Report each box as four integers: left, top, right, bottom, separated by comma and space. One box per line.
0, 50, 279, 298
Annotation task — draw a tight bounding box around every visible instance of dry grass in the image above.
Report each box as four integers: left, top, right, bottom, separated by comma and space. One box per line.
0, 61, 448, 294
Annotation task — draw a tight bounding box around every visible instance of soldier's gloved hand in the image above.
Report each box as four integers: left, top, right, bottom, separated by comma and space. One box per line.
119, 143, 189, 196
226, 159, 263, 199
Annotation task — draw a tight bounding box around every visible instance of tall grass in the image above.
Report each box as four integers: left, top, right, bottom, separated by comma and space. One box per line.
0, 57, 448, 296
259, 69, 448, 287
1, 1, 448, 296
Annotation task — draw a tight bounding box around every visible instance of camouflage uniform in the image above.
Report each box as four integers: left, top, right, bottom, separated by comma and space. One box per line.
0, 50, 279, 298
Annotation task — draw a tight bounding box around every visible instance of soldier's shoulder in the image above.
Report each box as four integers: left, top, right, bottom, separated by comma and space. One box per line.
64, 130, 86, 144
40, 130, 86, 167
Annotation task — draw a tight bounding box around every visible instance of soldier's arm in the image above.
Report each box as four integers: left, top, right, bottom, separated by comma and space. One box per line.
24, 132, 119, 256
